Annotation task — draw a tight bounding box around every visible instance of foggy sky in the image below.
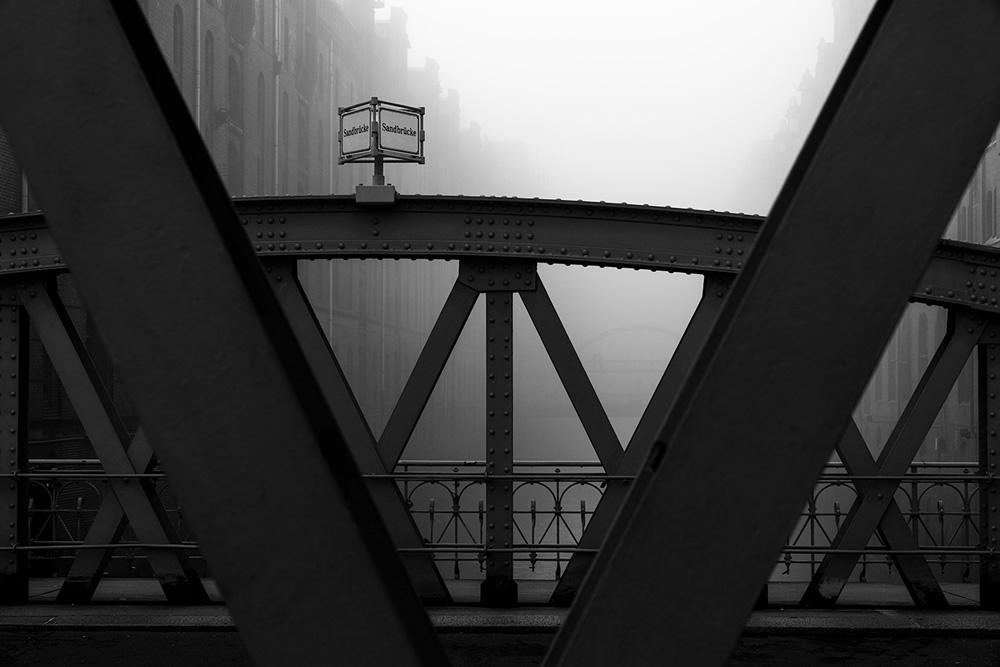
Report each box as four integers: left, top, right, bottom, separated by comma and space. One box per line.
380, 0, 848, 214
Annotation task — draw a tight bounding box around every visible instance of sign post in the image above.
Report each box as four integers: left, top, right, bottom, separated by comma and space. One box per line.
339, 97, 424, 203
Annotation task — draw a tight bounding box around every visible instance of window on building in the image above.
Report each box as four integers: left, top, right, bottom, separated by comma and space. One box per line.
282, 18, 289, 67
257, 73, 266, 194
298, 108, 307, 171
203, 31, 215, 141
917, 312, 929, 375
887, 337, 897, 404
281, 92, 288, 194
228, 141, 243, 195
172, 6, 184, 90
228, 56, 243, 128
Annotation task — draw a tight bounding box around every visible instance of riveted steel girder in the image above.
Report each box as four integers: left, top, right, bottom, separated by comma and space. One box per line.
0, 281, 26, 604
0, 2, 445, 665
978, 322, 1000, 609
545, 3, 1000, 665
6, 207, 1000, 316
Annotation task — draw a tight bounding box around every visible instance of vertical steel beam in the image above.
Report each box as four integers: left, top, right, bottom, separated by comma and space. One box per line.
520, 277, 622, 472
802, 310, 982, 607
979, 322, 1000, 610
378, 279, 479, 470
0, 282, 26, 603
0, 2, 445, 664
481, 291, 517, 606
545, 4, 1000, 665
549, 275, 730, 605
264, 259, 451, 603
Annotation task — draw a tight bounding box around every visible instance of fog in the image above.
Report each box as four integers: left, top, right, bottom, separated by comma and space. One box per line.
335, 2, 874, 461
380, 0, 845, 212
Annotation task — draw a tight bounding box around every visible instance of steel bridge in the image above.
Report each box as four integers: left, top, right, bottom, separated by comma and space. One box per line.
1, 1, 1000, 665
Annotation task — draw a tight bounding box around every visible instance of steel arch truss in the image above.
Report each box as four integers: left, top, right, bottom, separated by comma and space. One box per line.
3, 1, 1000, 666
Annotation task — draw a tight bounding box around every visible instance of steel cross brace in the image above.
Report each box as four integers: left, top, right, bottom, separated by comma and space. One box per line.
0, 2, 446, 664
545, 3, 1000, 665
801, 310, 983, 607
262, 258, 451, 602
17, 279, 208, 604
0, 280, 26, 603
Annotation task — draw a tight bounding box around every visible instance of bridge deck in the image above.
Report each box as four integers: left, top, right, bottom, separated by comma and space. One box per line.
0, 578, 991, 638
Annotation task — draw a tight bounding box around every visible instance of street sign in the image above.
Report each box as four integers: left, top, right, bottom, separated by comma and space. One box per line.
340, 107, 371, 156
378, 107, 420, 156
338, 97, 424, 165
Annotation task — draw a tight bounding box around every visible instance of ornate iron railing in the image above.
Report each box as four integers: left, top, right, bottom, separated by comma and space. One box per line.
10, 457, 986, 584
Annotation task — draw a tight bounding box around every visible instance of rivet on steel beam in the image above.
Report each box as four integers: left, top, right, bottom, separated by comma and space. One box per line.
427, 243, 434, 249
316, 243, 324, 249
404, 243, 411, 250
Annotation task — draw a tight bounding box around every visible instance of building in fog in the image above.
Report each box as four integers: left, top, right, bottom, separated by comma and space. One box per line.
735, 0, 981, 464
0, 0, 513, 461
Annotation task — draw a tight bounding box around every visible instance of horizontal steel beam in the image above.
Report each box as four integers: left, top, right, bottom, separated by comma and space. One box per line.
5, 206, 1000, 316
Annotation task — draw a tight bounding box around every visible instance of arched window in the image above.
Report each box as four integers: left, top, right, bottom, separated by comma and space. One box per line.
280, 92, 288, 194
172, 5, 184, 90
228, 142, 243, 196
297, 108, 307, 172
282, 18, 289, 67
317, 118, 324, 183
257, 73, 266, 193
917, 312, 929, 375
203, 31, 215, 140
228, 56, 243, 128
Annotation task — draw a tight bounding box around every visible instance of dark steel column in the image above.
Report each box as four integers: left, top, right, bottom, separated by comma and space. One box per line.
265, 259, 451, 603
979, 322, 1000, 610
545, 3, 1000, 665
0, 2, 445, 663
481, 291, 517, 606
0, 282, 26, 603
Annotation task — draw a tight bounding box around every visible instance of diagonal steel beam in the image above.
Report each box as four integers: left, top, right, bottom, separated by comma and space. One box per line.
802, 310, 982, 606
545, 3, 1000, 665
264, 259, 451, 603
0, 2, 445, 664
19, 280, 207, 604
826, 420, 948, 608
377, 279, 479, 470
549, 275, 730, 605
520, 276, 622, 472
